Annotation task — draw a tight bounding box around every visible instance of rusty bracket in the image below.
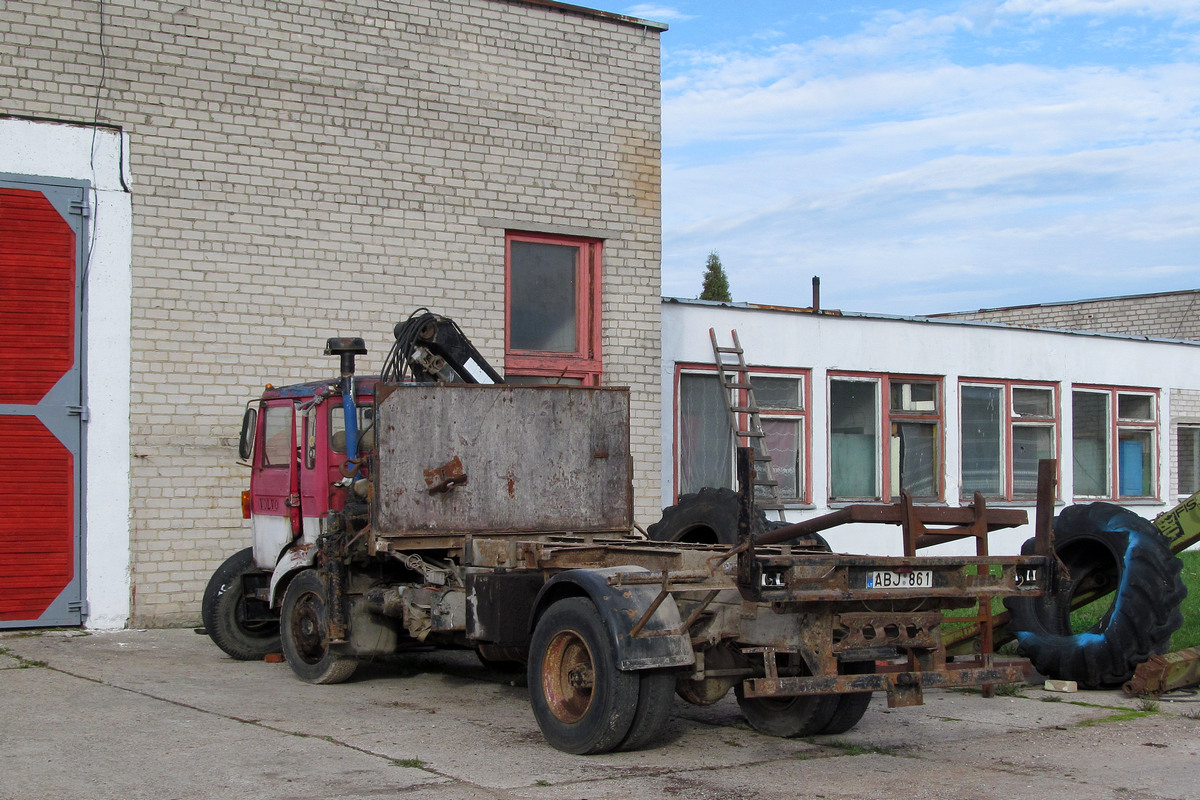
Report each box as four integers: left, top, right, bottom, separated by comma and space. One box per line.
424, 456, 467, 494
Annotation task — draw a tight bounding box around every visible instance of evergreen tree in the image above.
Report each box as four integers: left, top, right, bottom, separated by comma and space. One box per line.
699, 250, 732, 302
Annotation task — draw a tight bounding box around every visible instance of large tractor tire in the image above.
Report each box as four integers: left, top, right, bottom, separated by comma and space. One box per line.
648, 487, 770, 545
201, 548, 281, 661
1004, 503, 1185, 687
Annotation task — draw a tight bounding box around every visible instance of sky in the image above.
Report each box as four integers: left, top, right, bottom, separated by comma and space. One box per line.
613, 1, 1200, 315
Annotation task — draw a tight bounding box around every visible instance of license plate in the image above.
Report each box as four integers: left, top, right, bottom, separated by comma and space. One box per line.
866, 569, 933, 589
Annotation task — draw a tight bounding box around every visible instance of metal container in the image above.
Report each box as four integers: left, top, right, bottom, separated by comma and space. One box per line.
371, 384, 632, 537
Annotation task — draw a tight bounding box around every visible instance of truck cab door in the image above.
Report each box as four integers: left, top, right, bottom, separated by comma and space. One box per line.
250, 399, 300, 568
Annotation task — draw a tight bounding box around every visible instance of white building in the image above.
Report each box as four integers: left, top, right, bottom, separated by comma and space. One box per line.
661, 298, 1200, 556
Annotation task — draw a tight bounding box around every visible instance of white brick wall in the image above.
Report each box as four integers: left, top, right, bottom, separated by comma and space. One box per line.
2, 0, 664, 626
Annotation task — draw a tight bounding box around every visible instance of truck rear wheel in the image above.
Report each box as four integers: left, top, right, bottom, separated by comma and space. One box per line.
616, 669, 676, 751
280, 570, 358, 685
528, 597, 639, 754
201, 548, 281, 661
818, 661, 875, 735
735, 652, 837, 738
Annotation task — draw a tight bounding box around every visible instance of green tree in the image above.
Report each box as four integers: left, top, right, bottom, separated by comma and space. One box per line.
699, 250, 732, 302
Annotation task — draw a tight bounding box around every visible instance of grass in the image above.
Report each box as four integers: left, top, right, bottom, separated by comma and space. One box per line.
1067, 551, 1200, 650
942, 550, 1200, 652
818, 739, 901, 757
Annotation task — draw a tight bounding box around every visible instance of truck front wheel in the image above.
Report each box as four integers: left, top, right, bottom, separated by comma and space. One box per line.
280, 569, 358, 685
201, 548, 281, 661
528, 597, 639, 754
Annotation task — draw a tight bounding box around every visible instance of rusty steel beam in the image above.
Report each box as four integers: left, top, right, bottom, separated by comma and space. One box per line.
743, 659, 1032, 705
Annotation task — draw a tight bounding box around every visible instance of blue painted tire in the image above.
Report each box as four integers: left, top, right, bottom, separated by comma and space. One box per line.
1004, 503, 1185, 687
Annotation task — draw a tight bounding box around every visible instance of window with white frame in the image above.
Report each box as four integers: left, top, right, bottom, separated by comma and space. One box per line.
1179, 425, 1200, 496
1072, 387, 1157, 499
960, 382, 1057, 501
829, 375, 942, 502
676, 368, 810, 502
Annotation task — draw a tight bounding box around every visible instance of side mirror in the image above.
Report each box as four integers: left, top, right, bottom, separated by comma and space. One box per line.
239, 407, 258, 461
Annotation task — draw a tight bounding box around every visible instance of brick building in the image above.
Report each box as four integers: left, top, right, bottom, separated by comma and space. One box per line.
0, 0, 666, 629
932, 289, 1200, 341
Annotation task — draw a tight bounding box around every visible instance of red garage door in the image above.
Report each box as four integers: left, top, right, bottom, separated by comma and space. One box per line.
0, 181, 86, 627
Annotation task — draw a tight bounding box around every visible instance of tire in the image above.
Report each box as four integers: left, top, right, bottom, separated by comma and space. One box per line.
527, 597, 640, 754
201, 548, 281, 661
647, 487, 773, 545
818, 661, 874, 735
734, 652, 837, 738
1004, 503, 1185, 687
280, 570, 358, 685
617, 670, 676, 751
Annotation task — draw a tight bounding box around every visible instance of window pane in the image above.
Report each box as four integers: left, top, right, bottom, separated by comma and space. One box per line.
1117, 393, 1154, 422
1013, 387, 1053, 418
262, 405, 292, 467
1180, 426, 1200, 495
509, 240, 577, 352
755, 376, 801, 410
830, 379, 878, 499
1118, 428, 1154, 497
890, 381, 937, 412
679, 373, 732, 494
1013, 425, 1054, 497
1073, 391, 1109, 496
893, 422, 937, 499
762, 417, 801, 499
330, 405, 374, 453
961, 385, 1002, 496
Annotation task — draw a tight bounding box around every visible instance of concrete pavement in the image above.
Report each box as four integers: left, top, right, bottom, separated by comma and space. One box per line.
2, 628, 1199, 800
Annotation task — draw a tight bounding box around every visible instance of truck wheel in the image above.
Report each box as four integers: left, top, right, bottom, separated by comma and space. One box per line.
818, 661, 874, 735
527, 597, 639, 754
735, 653, 838, 738
617, 670, 676, 751
280, 570, 358, 685
201, 548, 281, 661
1004, 503, 1185, 687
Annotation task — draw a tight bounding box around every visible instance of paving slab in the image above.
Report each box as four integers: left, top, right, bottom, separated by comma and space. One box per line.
2, 629, 1199, 800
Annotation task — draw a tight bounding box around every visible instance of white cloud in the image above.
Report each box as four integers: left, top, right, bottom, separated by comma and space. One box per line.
999, 0, 1200, 19
658, 3, 1200, 313
622, 4, 693, 23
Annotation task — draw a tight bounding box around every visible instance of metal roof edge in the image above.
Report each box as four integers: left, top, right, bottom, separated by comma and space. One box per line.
660, 296, 1200, 348
497, 0, 669, 30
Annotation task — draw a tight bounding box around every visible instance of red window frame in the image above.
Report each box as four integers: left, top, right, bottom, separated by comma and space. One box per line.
504, 231, 603, 384
828, 372, 944, 503
672, 363, 812, 504
747, 367, 812, 505
959, 379, 1060, 503
1071, 384, 1159, 500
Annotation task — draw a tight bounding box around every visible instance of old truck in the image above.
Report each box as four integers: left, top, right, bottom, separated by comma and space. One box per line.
203, 310, 1054, 754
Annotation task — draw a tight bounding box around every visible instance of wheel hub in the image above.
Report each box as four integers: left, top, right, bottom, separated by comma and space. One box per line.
542, 629, 595, 724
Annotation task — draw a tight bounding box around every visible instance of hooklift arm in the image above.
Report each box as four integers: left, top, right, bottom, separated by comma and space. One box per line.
382, 309, 504, 385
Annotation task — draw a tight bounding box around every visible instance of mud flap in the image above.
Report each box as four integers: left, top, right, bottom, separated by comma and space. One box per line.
533, 566, 695, 671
